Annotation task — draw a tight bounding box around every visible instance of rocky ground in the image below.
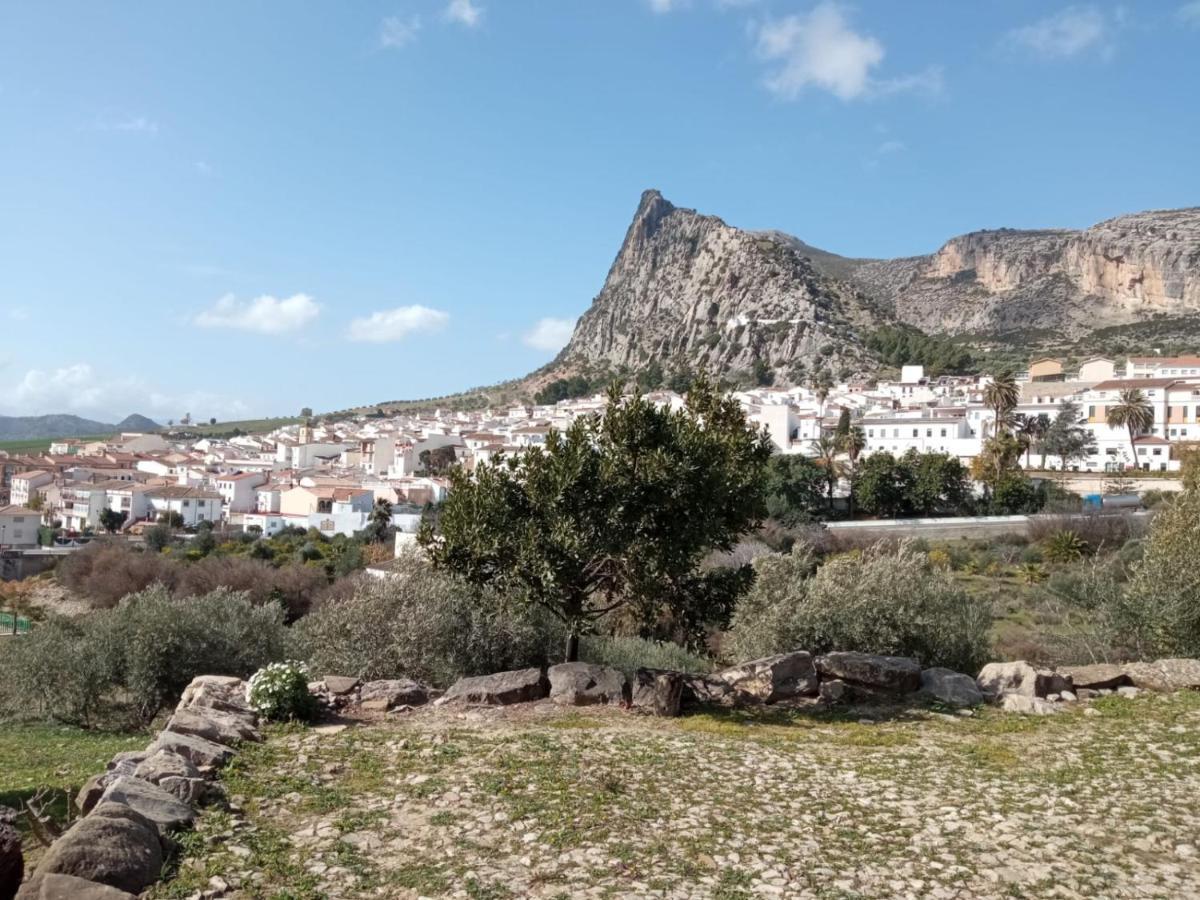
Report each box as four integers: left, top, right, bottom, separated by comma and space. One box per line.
154, 691, 1200, 900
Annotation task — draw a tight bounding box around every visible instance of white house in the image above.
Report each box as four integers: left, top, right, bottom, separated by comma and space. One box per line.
10, 470, 53, 507
146, 486, 222, 527
0, 506, 41, 548
216, 471, 267, 514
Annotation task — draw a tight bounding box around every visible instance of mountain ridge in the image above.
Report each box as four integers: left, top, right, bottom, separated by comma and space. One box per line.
0, 413, 160, 442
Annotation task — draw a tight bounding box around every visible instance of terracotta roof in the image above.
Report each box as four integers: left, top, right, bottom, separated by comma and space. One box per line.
1091, 378, 1181, 391
1133, 435, 1171, 445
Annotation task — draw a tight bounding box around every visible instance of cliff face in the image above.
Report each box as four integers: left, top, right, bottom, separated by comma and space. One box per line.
563, 191, 885, 380
557, 192, 1200, 383
849, 208, 1200, 336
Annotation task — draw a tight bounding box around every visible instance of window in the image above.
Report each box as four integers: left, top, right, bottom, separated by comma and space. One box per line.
1088, 405, 1096, 418
940, 428, 947, 437
12, 516, 23, 524
912, 429, 918, 438
1153, 449, 1162, 456
182, 500, 191, 507
926, 429, 932, 437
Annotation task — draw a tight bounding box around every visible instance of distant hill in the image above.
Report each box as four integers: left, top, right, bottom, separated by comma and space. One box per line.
0, 413, 159, 441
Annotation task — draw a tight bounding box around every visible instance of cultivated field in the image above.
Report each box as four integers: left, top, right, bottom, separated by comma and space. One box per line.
152, 692, 1200, 900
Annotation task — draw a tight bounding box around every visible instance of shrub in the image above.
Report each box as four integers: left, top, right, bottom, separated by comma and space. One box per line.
1043, 530, 1089, 563
726, 541, 990, 673
1123, 490, 1200, 658
293, 555, 563, 687
58, 541, 177, 609
246, 661, 316, 722
578, 635, 714, 676
926, 548, 951, 570
1020, 563, 1048, 585
0, 586, 289, 726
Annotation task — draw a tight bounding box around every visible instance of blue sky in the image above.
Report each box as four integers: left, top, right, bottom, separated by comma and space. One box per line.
1, 1, 1197, 422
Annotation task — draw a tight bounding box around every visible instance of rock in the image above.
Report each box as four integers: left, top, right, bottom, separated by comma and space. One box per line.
134, 751, 205, 805
679, 674, 735, 707
166, 706, 260, 747
1060, 663, 1129, 691
149, 730, 235, 769
359, 679, 428, 709
176, 675, 252, 716
77, 772, 119, 817
816, 652, 921, 693
16, 874, 136, 899
0, 808, 21, 900
818, 679, 847, 704
717, 651, 818, 703
630, 669, 684, 717
1001, 694, 1059, 716
30, 802, 162, 894
1122, 658, 1200, 693
919, 668, 983, 707
441, 667, 549, 705
100, 777, 196, 836
1077, 688, 1099, 700
359, 698, 389, 712
106, 751, 147, 772
1059, 690, 1077, 702
1116, 686, 1140, 698
322, 676, 361, 696
547, 663, 629, 707
976, 661, 1073, 699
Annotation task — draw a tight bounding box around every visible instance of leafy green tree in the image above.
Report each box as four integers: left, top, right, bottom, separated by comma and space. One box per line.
1124, 490, 1200, 657
1106, 388, 1155, 469
835, 408, 851, 440
420, 377, 772, 660
193, 520, 217, 555
145, 524, 172, 552
765, 455, 827, 524
809, 434, 842, 516
902, 450, 972, 516
637, 360, 665, 392
158, 511, 184, 528
853, 453, 910, 518
418, 446, 458, 475
1041, 402, 1096, 469
99, 508, 128, 534
1015, 413, 1051, 468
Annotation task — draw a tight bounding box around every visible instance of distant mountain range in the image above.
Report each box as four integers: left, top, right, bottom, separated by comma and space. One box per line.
0, 413, 159, 442
556, 190, 1200, 385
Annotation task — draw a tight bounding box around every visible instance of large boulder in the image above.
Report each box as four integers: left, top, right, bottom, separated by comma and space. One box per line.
1122, 658, 1200, 693
148, 730, 235, 769
16, 874, 135, 900
1061, 663, 1129, 691
165, 706, 260, 746
816, 652, 921, 693
680, 674, 735, 708
322, 676, 361, 696
977, 661, 1073, 699
630, 669, 684, 717
717, 651, 818, 703
441, 667, 549, 705
175, 675, 256, 726
919, 668, 983, 707
0, 808, 21, 900
359, 679, 429, 709
30, 802, 162, 894
99, 777, 195, 836
548, 663, 629, 707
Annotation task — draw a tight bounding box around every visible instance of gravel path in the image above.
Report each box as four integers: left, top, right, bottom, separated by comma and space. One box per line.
156, 692, 1200, 900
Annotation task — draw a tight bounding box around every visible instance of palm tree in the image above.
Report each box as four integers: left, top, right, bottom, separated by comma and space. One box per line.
810, 433, 841, 516
839, 426, 866, 518
1106, 388, 1155, 470
983, 371, 1020, 436
810, 371, 834, 417
1015, 413, 1051, 469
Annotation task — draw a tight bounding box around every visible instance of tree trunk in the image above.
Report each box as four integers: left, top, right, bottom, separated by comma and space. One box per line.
565, 631, 579, 663
1128, 428, 1138, 472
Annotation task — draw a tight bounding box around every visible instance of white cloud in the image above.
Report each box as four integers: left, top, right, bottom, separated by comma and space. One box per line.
1179, 1, 1200, 25
2, 362, 250, 422
445, 0, 483, 27
1006, 6, 1112, 59
346, 305, 449, 343
522, 318, 576, 353
876, 139, 905, 155
193, 293, 320, 334
195, 160, 214, 176
647, 0, 683, 12
754, 4, 936, 102
380, 15, 421, 48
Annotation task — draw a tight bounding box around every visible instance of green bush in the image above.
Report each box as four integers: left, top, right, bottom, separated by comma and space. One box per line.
246, 661, 316, 722
578, 635, 714, 676
0, 586, 289, 726
1043, 530, 1089, 563
293, 556, 563, 687
726, 541, 990, 673
1123, 491, 1200, 658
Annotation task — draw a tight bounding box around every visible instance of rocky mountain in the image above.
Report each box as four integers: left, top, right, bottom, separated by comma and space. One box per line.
0, 413, 159, 441
807, 209, 1200, 339
558, 192, 1200, 383
562, 190, 888, 382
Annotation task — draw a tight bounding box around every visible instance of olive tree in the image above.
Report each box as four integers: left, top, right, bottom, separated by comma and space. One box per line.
420, 377, 772, 660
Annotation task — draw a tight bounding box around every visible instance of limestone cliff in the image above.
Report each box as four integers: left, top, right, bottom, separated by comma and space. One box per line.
562, 191, 886, 381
